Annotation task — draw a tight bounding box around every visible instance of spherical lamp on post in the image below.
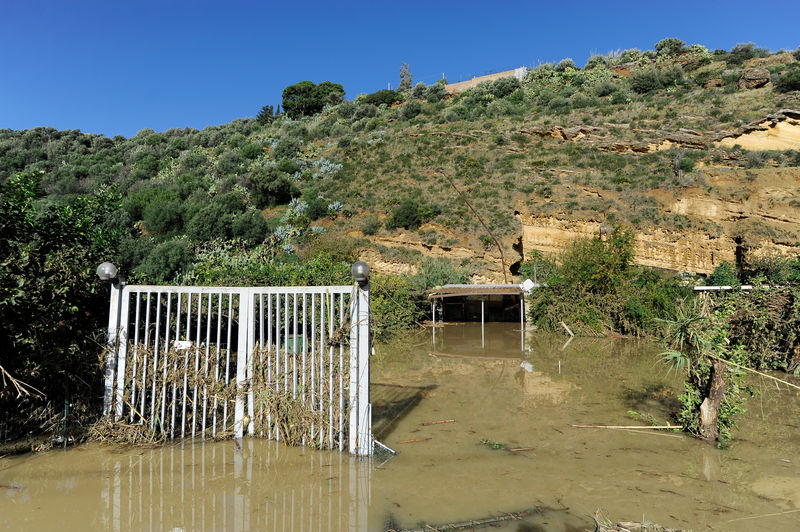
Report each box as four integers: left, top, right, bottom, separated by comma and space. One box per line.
351, 261, 370, 287
96, 262, 118, 282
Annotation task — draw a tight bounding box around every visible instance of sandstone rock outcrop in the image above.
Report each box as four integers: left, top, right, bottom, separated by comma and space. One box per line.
738, 68, 771, 90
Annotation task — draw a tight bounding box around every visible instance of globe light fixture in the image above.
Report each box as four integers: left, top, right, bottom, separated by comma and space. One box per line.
96, 262, 118, 282
351, 261, 370, 286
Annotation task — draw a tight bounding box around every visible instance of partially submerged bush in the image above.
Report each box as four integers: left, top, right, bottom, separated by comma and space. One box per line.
527, 226, 689, 336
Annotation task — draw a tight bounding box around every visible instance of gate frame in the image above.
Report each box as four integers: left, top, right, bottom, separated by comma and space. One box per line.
101, 269, 373, 456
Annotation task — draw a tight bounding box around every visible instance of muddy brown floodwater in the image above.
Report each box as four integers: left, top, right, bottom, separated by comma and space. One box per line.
2, 323, 800, 531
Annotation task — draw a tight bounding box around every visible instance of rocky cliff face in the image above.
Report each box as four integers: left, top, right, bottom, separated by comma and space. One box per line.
362, 165, 799, 281
518, 166, 800, 275
359, 108, 800, 282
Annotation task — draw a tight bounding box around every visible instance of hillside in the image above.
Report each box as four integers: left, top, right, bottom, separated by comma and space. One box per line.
2, 39, 800, 283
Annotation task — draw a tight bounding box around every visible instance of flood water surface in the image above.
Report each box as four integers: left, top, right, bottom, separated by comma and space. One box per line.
2, 323, 800, 531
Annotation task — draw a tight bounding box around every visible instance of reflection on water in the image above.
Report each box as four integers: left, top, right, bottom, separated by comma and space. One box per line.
3, 324, 800, 531
1, 439, 369, 531
432, 321, 525, 357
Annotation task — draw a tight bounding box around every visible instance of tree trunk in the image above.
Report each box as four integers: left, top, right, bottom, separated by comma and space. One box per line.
699, 360, 727, 441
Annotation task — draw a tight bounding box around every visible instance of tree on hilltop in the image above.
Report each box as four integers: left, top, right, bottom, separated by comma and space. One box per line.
281, 81, 345, 119
398, 62, 412, 91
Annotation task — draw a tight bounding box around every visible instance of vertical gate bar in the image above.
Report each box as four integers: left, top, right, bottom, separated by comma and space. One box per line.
191, 293, 202, 438
129, 294, 142, 422
202, 293, 212, 438
301, 293, 307, 447
292, 293, 298, 399
212, 293, 222, 437
234, 289, 250, 438
223, 293, 233, 432
310, 293, 316, 442
161, 293, 171, 433
171, 292, 182, 439
258, 293, 264, 435
328, 291, 334, 449
275, 292, 281, 406
267, 293, 272, 439
140, 291, 152, 424
284, 293, 289, 398
114, 288, 131, 420
319, 293, 325, 448
150, 292, 162, 427
181, 293, 192, 438
338, 293, 344, 451
247, 290, 255, 437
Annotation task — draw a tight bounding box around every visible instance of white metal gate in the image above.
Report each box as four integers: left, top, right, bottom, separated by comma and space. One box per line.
102, 282, 372, 455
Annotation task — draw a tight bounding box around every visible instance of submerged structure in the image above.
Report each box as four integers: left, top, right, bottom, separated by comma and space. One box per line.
428, 284, 526, 324
428, 283, 531, 352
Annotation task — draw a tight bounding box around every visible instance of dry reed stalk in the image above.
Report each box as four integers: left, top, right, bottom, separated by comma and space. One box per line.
98, 337, 352, 450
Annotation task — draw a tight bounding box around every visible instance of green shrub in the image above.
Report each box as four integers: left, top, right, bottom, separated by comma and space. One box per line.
629, 67, 664, 93
275, 157, 299, 174
411, 82, 426, 99
304, 196, 329, 220
412, 257, 469, 290
706, 261, 738, 286
424, 81, 447, 103
585, 55, 608, 69
594, 80, 617, 97
726, 42, 770, 66
370, 275, 421, 338
558, 226, 635, 293
240, 142, 262, 160
122, 185, 176, 221
400, 101, 422, 120
361, 215, 381, 235
335, 101, 357, 119
231, 209, 269, 244
555, 58, 576, 72
248, 167, 299, 209
0, 173, 126, 435
143, 199, 184, 234
353, 103, 378, 120
491, 77, 521, 98
519, 250, 557, 282
774, 68, 800, 92
655, 37, 686, 57
385, 198, 439, 230
136, 237, 194, 283
273, 137, 301, 160
362, 89, 401, 107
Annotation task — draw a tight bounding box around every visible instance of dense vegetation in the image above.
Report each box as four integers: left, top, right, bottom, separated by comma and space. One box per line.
526, 226, 690, 336
2, 37, 800, 444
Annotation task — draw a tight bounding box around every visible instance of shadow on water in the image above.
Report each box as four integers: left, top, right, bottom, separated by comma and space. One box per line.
371, 383, 437, 441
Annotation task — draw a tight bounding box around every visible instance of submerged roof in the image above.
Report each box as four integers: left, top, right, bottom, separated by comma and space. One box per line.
428, 284, 524, 299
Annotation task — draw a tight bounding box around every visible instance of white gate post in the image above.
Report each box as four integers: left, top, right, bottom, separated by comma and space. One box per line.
349, 262, 372, 456
235, 289, 252, 439
102, 281, 123, 417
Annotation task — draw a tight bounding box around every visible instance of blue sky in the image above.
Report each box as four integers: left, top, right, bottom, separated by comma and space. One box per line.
1, 0, 798, 138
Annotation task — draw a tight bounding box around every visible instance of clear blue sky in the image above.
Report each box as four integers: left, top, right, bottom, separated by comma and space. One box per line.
1, 0, 798, 138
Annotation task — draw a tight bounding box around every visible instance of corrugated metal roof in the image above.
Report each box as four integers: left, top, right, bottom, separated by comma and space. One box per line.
428, 284, 524, 299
